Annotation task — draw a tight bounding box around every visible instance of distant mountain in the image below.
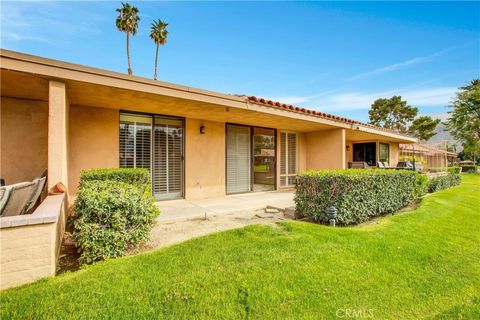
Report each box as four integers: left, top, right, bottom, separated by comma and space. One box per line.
425, 113, 462, 152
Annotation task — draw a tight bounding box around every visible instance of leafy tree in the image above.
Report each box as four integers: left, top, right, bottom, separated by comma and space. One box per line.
116, 2, 140, 75
408, 116, 441, 142
446, 79, 480, 162
368, 96, 418, 133
462, 143, 480, 163
368, 96, 442, 141
150, 19, 169, 80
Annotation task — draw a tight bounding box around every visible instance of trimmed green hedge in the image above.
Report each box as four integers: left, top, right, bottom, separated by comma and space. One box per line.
295, 169, 427, 225
73, 168, 159, 264
428, 174, 461, 193
79, 168, 150, 189
425, 167, 461, 174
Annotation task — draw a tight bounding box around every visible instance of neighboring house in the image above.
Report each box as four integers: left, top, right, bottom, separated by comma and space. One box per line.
399, 143, 458, 168
0, 49, 417, 202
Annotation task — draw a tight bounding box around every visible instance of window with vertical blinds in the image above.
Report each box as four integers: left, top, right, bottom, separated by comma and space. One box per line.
153, 118, 183, 199
119, 114, 152, 170
280, 132, 297, 187
120, 113, 183, 200
226, 125, 251, 194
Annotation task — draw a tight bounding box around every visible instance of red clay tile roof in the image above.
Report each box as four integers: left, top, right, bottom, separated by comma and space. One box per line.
246, 95, 406, 136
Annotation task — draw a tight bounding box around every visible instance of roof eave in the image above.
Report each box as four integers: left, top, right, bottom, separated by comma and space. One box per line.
353, 124, 417, 143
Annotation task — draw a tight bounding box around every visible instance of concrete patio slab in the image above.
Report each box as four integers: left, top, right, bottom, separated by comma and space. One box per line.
156, 190, 295, 222
142, 209, 288, 251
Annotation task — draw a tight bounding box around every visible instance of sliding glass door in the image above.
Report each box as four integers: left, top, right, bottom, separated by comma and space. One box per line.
120, 113, 184, 200
152, 117, 183, 200
226, 124, 251, 194
119, 114, 152, 170
353, 142, 376, 166
252, 127, 276, 191
226, 124, 276, 194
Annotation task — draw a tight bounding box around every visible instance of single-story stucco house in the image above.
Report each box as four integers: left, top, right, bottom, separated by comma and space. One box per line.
1, 49, 419, 289
0, 49, 417, 201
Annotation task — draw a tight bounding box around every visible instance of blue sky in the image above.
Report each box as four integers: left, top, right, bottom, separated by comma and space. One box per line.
1, 1, 479, 122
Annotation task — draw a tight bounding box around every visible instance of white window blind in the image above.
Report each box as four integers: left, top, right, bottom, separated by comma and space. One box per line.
226, 125, 251, 194
120, 113, 183, 200
119, 114, 152, 170
153, 117, 183, 199
280, 132, 297, 187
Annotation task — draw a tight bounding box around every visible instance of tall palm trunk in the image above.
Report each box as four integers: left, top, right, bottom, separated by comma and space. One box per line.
154, 44, 159, 80
127, 32, 132, 75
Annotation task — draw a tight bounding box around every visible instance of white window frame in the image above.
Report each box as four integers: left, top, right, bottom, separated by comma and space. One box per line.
280, 131, 298, 187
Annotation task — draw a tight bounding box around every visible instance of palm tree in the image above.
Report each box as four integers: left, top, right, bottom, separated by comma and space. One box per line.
149, 19, 168, 80
116, 2, 140, 75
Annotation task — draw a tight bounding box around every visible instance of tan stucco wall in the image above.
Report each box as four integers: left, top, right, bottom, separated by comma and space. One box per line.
0, 97, 48, 184
306, 129, 346, 170
0, 194, 65, 291
68, 105, 119, 194
185, 119, 226, 199
390, 142, 399, 167
298, 133, 307, 173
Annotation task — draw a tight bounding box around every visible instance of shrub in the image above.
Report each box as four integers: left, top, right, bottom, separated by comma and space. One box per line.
79, 168, 150, 189
428, 174, 461, 193
294, 169, 427, 225
461, 165, 478, 173
415, 173, 429, 197
427, 167, 461, 174
448, 167, 461, 174
73, 169, 160, 264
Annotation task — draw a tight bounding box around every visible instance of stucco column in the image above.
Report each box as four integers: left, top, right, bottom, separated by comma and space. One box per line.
48, 81, 69, 191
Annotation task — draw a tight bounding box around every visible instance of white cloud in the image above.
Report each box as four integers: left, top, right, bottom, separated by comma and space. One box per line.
1, 31, 49, 43
347, 47, 456, 81
263, 87, 458, 112
0, 2, 105, 46
269, 89, 343, 105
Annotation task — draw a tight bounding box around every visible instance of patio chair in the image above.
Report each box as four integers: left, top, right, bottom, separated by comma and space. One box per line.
0, 187, 11, 215
0, 182, 36, 217
377, 162, 385, 168
23, 176, 47, 214
396, 161, 413, 170
348, 161, 371, 169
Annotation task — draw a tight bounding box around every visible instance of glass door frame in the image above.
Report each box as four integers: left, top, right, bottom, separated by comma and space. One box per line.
225, 123, 277, 194
119, 110, 185, 200
352, 142, 377, 166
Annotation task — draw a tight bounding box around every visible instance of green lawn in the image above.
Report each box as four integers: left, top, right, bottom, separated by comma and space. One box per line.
2, 175, 479, 319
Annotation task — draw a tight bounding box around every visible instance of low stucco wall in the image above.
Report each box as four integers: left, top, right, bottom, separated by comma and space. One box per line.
0, 194, 66, 291
306, 129, 346, 170
0, 97, 48, 184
